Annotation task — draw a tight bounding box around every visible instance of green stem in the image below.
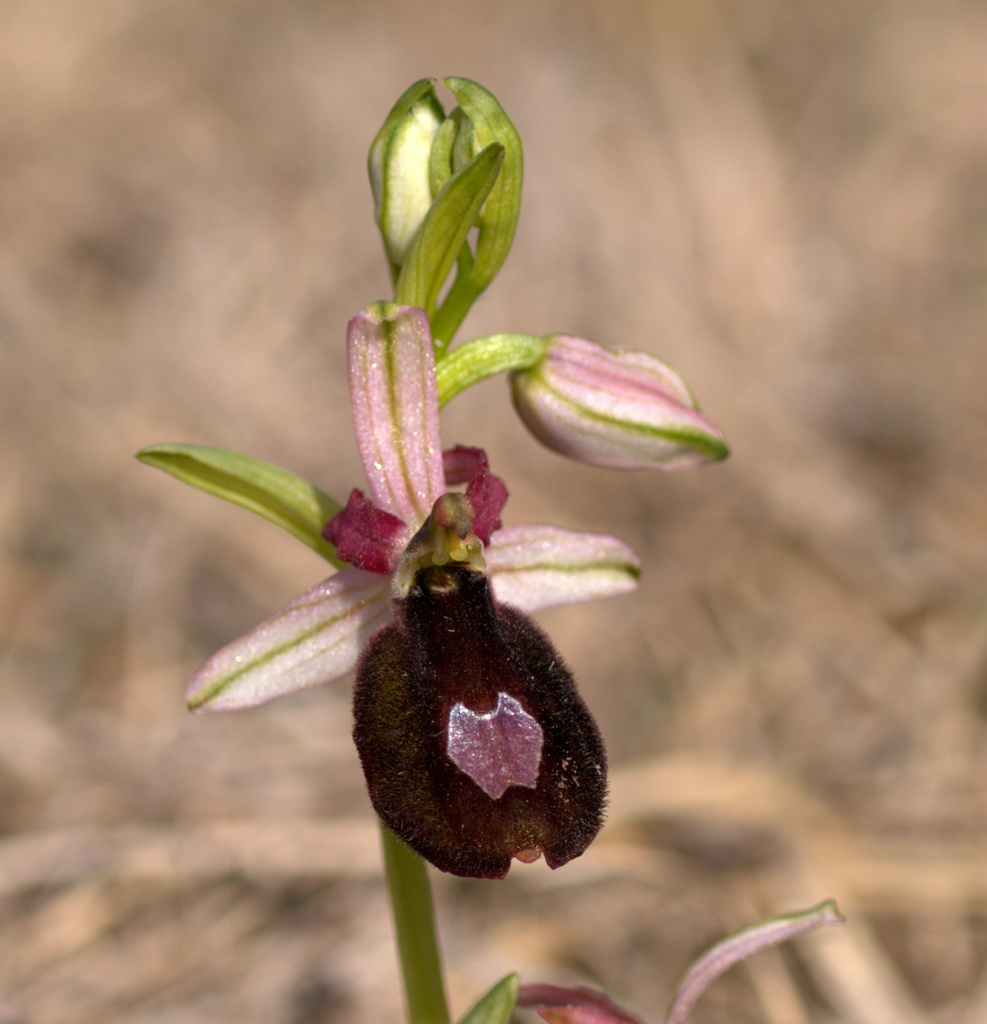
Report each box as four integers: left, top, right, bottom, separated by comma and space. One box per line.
436, 332, 547, 406
380, 820, 451, 1024
431, 243, 479, 354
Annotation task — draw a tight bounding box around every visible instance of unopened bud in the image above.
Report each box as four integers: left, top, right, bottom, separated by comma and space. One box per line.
369, 80, 445, 270
511, 335, 729, 469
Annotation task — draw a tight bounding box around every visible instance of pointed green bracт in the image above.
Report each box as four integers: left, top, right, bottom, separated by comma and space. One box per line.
428, 79, 523, 349
443, 77, 523, 295
457, 974, 519, 1024
137, 443, 343, 566
394, 142, 504, 321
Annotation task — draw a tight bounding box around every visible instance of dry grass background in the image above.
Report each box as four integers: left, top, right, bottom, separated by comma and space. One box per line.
2, 0, 986, 1021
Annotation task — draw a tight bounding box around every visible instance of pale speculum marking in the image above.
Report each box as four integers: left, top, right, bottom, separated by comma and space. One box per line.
446, 692, 543, 799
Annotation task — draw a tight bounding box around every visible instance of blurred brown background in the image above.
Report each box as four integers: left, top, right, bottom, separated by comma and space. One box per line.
2, 0, 986, 1021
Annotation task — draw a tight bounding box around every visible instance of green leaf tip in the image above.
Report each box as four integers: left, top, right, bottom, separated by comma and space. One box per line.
458, 973, 519, 1024
136, 443, 343, 565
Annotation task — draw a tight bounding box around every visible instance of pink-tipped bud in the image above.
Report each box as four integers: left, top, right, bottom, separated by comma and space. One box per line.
510, 336, 729, 470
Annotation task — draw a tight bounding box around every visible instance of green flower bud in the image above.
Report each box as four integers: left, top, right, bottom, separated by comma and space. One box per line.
369, 79, 446, 273
428, 79, 524, 347
370, 79, 524, 348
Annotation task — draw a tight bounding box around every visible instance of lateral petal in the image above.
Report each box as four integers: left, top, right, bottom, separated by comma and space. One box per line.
486, 524, 640, 613
187, 568, 391, 711
443, 445, 508, 544
323, 488, 407, 574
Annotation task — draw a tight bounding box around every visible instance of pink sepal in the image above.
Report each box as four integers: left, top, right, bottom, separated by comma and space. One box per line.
486, 524, 639, 612
186, 567, 390, 711
347, 305, 445, 523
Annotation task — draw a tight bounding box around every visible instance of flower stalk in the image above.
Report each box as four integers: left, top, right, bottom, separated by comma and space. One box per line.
381, 823, 451, 1024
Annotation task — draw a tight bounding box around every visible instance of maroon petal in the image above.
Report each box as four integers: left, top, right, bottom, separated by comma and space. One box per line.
442, 445, 508, 544
442, 444, 490, 485
323, 489, 406, 575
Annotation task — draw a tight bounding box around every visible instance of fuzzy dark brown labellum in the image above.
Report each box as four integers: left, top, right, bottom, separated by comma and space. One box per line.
352, 564, 607, 879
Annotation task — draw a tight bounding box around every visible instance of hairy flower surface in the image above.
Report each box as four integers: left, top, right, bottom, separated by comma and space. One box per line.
354, 512, 608, 878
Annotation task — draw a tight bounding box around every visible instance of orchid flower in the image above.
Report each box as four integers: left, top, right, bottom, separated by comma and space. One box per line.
183, 303, 639, 877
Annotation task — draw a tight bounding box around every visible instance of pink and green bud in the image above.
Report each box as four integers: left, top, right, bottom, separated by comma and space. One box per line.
510, 336, 729, 470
